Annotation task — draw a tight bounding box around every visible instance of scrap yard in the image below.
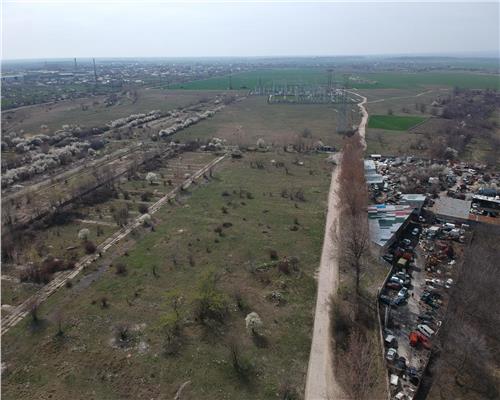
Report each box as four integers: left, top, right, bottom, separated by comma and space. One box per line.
366, 154, 497, 400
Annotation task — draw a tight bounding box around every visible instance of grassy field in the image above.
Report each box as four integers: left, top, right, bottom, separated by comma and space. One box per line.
175, 96, 345, 148
1, 89, 221, 136
1, 152, 333, 400
169, 68, 500, 91
364, 129, 425, 157
352, 71, 500, 90
367, 115, 427, 131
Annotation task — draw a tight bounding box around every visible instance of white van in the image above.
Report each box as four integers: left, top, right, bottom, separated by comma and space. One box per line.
417, 324, 435, 338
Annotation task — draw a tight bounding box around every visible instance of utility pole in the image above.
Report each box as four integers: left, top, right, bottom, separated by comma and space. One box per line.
336, 74, 349, 135
93, 58, 98, 83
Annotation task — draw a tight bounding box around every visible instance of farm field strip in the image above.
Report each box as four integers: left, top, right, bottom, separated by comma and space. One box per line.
0, 153, 226, 335
367, 115, 427, 131
169, 69, 500, 91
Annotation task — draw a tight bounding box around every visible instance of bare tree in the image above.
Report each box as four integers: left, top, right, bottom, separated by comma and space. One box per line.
338, 214, 369, 295
334, 134, 369, 295
337, 329, 379, 400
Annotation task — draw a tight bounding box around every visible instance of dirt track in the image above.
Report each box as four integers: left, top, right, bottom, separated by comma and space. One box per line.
304, 92, 368, 400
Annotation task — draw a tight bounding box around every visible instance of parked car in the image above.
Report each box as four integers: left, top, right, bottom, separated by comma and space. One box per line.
415, 331, 432, 349
417, 324, 435, 338
410, 331, 432, 350
383, 254, 394, 262
386, 282, 401, 290
417, 315, 433, 325
396, 271, 411, 280
402, 238, 412, 246
395, 356, 407, 371
411, 227, 419, 236
392, 296, 407, 306
398, 287, 409, 298
390, 276, 404, 285
386, 348, 397, 362
384, 334, 398, 348
380, 294, 392, 306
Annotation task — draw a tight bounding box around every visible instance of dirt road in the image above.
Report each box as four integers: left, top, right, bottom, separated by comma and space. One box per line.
305, 92, 369, 400
304, 166, 344, 400
348, 90, 368, 147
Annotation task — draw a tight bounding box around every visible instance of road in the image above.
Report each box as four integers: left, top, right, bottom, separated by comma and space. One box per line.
347, 90, 368, 149
304, 91, 368, 400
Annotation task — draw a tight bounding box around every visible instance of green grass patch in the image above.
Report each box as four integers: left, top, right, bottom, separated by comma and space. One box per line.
1, 152, 332, 400
368, 115, 426, 131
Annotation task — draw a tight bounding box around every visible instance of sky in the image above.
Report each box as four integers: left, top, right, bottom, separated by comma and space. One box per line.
1, 1, 499, 60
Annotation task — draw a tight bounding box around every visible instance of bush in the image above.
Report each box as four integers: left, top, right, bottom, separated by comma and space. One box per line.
331, 299, 353, 350
228, 341, 254, 382
84, 241, 97, 254
269, 249, 278, 260
100, 297, 109, 308
78, 228, 90, 241
141, 191, 153, 202
245, 312, 263, 336
138, 204, 149, 214
277, 259, 291, 274
194, 270, 228, 324
114, 323, 134, 348
20, 257, 75, 284
115, 262, 127, 275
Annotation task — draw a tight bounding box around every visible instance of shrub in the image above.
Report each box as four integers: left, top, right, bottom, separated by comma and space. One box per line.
194, 270, 228, 324
100, 297, 109, 308
115, 262, 127, 275
233, 290, 249, 313
245, 312, 263, 336
84, 241, 97, 254
112, 206, 129, 227
278, 259, 291, 274
114, 323, 133, 348
140, 213, 152, 226
29, 298, 40, 325
138, 204, 149, 214
228, 340, 254, 382
269, 249, 278, 260
140, 191, 153, 202
78, 228, 90, 241
146, 172, 158, 184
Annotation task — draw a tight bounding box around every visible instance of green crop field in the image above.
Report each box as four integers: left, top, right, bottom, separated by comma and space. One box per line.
353, 71, 500, 90
169, 68, 500, 91
368, 115, 426, 131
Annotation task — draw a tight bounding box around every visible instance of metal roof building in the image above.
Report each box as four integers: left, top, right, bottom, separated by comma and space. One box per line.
368, 204, 413, 247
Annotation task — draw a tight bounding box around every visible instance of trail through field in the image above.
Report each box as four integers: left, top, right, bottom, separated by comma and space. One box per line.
305, 90, 369, 400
